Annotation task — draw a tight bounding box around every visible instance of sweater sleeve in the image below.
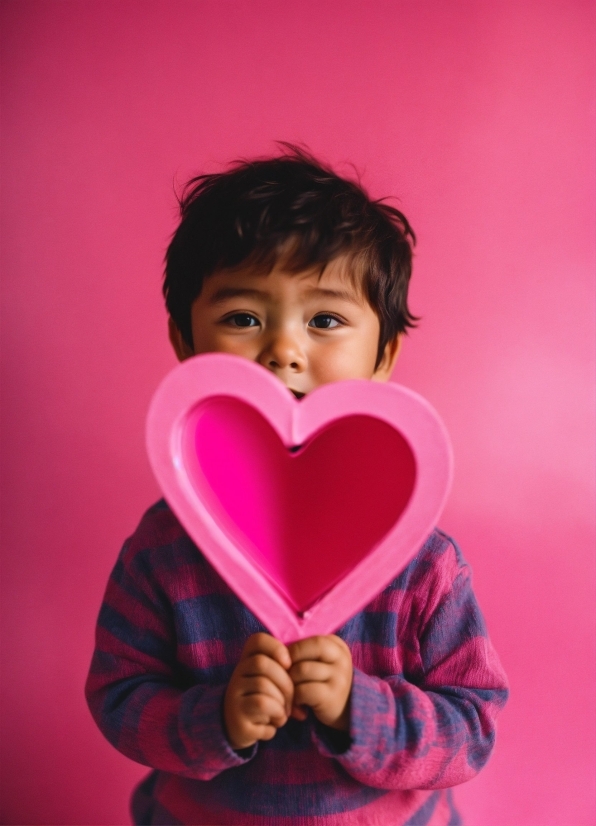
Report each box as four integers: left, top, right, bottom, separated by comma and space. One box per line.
85, 526, 256, 780
312, 534, 509, 790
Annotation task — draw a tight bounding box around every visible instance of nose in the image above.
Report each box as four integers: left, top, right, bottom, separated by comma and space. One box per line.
258, 326, 306, 374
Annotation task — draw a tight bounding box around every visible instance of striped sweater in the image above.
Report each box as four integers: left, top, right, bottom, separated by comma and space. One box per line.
86, 500, 508, 825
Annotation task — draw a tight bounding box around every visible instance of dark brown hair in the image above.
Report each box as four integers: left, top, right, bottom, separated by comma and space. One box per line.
164, 145, 417, 366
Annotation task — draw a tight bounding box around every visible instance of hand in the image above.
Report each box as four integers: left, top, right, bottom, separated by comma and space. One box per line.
287, 635, 353, 731
223, 633, 294, 750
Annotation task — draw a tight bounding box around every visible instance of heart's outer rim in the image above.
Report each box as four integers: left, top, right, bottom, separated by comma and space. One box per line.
146, 353, 453, 643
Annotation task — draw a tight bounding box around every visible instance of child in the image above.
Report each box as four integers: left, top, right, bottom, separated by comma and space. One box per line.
86, 147, 508, 825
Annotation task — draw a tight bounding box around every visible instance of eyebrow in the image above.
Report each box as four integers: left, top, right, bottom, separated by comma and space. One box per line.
207, 285, 362, 305
311, 287, 362, 304
207, 287, 268, 305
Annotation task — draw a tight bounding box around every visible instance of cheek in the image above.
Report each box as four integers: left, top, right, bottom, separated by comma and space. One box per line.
195, 336, 256, 359
190, 318, 253, 357
189, 328, 218, 356
314, 339, 378, 381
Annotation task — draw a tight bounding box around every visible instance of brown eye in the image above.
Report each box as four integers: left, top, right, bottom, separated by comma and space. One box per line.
309, 314, 341, 329
228, 313, 258, 327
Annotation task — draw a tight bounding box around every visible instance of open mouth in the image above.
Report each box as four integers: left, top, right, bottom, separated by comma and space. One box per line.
290, 389, 306, 400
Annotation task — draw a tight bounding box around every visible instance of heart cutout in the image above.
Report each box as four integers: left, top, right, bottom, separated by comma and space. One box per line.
187, 398, 416, 611
146, 353, 452, 642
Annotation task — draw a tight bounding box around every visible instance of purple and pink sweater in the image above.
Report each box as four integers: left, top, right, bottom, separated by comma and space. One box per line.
85, 500, 508, 825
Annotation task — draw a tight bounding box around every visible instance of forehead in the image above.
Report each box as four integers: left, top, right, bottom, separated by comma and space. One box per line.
205, 253, 368, 299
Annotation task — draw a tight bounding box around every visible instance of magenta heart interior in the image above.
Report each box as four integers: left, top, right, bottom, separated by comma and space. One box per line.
183, 397, 416, 612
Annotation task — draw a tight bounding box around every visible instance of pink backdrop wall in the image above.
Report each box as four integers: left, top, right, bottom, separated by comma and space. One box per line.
1, 2, 594, 824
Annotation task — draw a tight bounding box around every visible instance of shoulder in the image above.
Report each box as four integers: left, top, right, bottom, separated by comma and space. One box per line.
394, 528, 469, 589
125, 499, 186, 549
338, 530, 475, 658
368, 529, 473, 621
116, 500, 211, 586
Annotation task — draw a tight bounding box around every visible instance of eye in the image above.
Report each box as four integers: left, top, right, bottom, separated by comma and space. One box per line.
225, 313, 259, 328
309, 314, 342, 329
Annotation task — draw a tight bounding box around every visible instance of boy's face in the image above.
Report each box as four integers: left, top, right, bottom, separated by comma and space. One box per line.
169, 257, 400, 398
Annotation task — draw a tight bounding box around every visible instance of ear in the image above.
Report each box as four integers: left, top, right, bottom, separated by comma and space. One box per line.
168, 317, 194, 362
371, 334, 402, 383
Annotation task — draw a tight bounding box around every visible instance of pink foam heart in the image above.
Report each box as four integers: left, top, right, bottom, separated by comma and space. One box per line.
146, 354, 452, 642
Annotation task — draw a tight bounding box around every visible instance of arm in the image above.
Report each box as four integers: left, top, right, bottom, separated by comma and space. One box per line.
85, 541, 247, 780
311, 536, 509, 790
86, 531, 291, 779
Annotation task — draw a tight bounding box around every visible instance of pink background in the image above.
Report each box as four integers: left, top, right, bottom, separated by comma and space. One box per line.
1, 1, 594, 824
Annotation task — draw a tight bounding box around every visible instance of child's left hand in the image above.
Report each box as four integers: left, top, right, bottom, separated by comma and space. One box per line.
287, 635, 353, 731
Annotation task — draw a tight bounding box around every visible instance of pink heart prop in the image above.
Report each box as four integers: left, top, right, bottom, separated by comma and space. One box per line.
146, 354, 452, 642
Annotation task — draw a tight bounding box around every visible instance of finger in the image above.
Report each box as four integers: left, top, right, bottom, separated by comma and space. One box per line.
240, 654, 295, 713
242, 692, 288, 728
254, 723, 279, 741
242, 633, 291, 670
235, 720, 281, 746
293, 681, 329, 711
288, 635, 344, 665
239, 674, 289, 712
289, 660, 332, 685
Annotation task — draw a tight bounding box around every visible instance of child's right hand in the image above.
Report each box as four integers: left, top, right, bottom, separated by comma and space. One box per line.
223, 632, 294, 750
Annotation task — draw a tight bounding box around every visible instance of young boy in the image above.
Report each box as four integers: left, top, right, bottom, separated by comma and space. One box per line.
86, 147, 508, 825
